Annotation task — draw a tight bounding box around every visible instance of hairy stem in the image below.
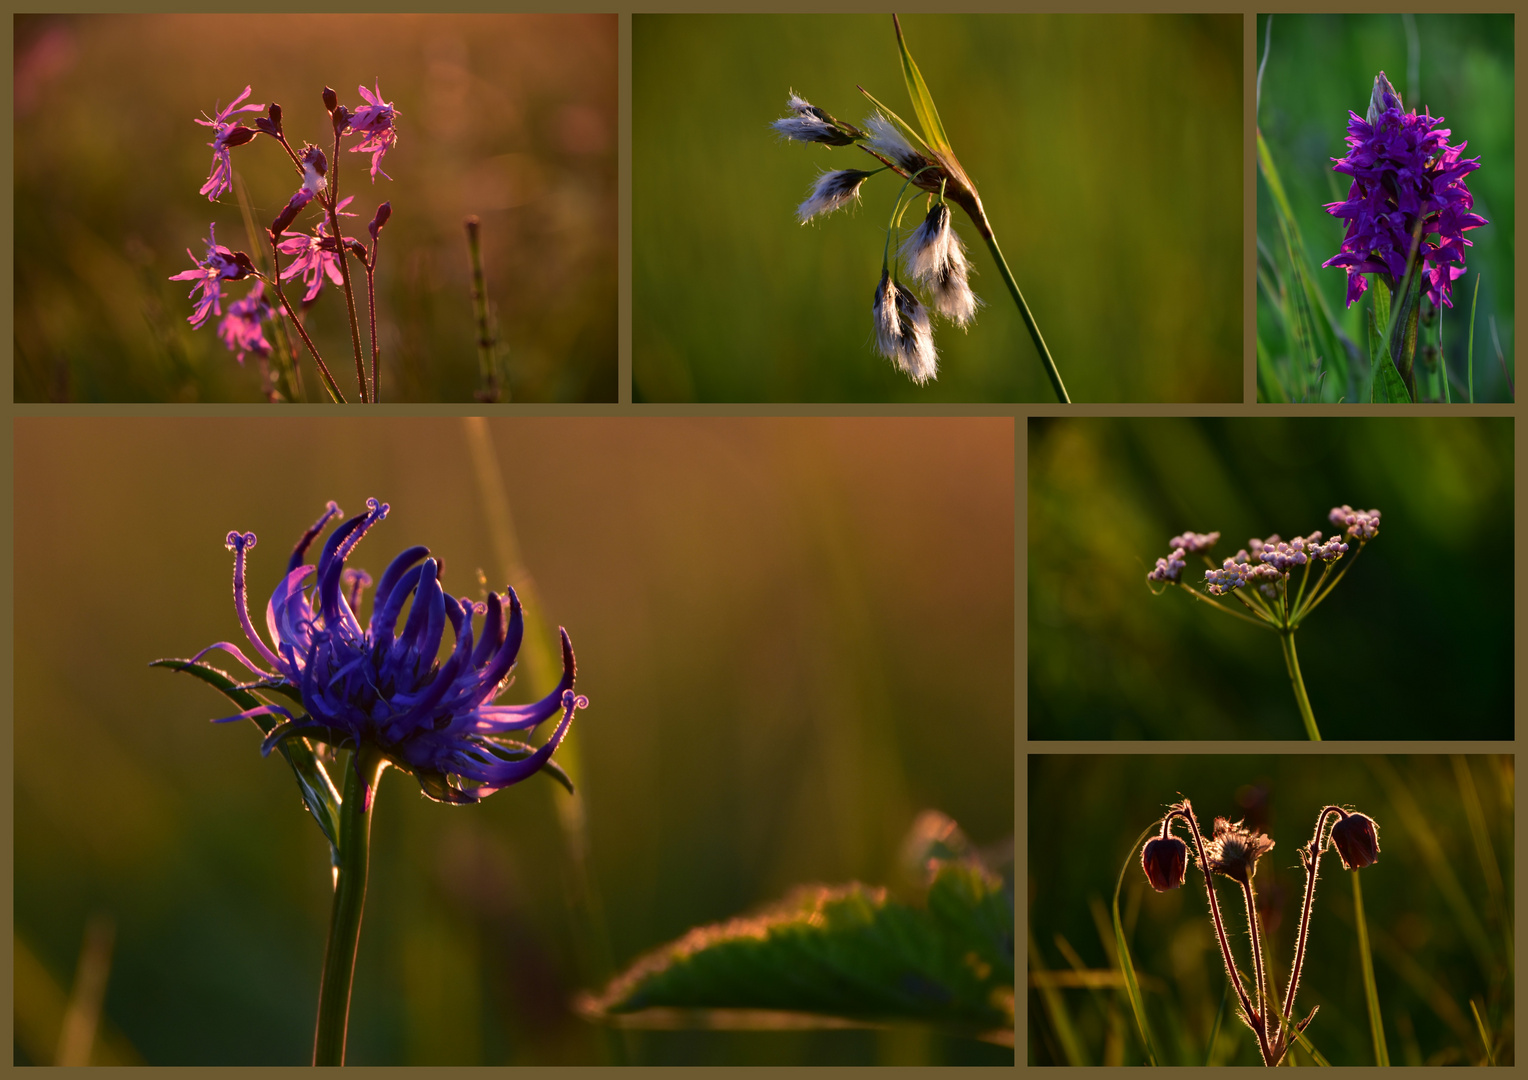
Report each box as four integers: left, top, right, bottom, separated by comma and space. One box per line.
312, 745, 388, 1066
366, 242, 380, 404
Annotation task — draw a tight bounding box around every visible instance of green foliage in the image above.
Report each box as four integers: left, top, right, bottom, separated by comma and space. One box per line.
583, 858, 1014, 1037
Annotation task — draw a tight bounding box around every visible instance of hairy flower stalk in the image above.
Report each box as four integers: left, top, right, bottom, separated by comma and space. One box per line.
1322, 72, 1486, 396
1143, 798, 1380, 1066
1147, 507, 1381, 739
771, 16, 1068, 400
179, 498, 587, 1063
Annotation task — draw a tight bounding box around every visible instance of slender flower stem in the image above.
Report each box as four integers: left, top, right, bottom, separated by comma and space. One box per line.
266, 246, 345, 403
365, 242, 380, 404
328, 125, 369, 403
978, 230, 1069, 403
1279, 630, 1321, 740
1275, 807, 1343, 1062
1240, 877, 1273, 1049
1172, 581, 1275, 630
312, 745, 388, 1066
1163, 807, 1259, 1044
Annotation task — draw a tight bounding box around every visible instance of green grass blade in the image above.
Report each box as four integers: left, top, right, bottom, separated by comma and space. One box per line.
1467, 272, 1481, 402
1352, 873, 1389, 1065
1028, 926, 1088, 1065
1112, 824, 1160, 1065
1450, 756, 1512, 972
1203, 976, 1230, 1065
891, 15, 952, 156
1469, 999, 1495, 1065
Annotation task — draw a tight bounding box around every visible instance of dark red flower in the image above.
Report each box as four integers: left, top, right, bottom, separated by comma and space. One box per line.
1141, 835, 1188, 892
1330, 811, 1381, 870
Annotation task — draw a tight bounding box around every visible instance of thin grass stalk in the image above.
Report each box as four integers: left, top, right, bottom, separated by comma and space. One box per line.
1468, 1000, 1495, 1066
233, 172, 301, 400
1467, 273, 1480, 402
464, 216, 504, 402
1028, 926, 1087, 1065
1204, 976, 1230, 1065
1351, 871, 1390, 1065
1112, 823, 1161, 1065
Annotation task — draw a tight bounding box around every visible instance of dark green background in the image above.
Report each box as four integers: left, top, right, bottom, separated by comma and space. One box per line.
14, 417, 1014, 1065
634, 14, 1241, 403
14, 14, 617, 402
1256, 13, 1515, 403
1029, 755, 1514, 1066
1029, 417, 1513, 740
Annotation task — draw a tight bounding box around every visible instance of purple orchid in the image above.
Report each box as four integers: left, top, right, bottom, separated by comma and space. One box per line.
196, 84, 264, 201
276, 196, 359, 302
217, 281, 274, 364
348, 80, 399, 181
168, 222, 253, 328
195, 498, 586, 803
1322, 72, 1487, 309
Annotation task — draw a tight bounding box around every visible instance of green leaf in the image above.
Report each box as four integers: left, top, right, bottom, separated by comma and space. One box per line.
581, 860, 1013, 1035
1112, 824, 1161, 1065
153, 658, 342, 857
891, 15, 952, 156
1370, 350, 1412, 403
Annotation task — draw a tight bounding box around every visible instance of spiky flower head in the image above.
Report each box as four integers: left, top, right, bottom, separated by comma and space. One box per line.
1202, 817, 1275, 884
797, 169, 874, 224
1329, 811, 1381, 870
1321, 70, 1487, 309
197, 499, 586, 804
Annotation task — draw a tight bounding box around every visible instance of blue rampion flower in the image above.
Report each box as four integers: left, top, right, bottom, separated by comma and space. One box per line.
197, 498, 586, 803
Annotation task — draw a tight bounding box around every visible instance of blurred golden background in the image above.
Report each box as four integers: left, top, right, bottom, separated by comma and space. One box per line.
15, 15, 617, 402
14, 416, 1014, 1065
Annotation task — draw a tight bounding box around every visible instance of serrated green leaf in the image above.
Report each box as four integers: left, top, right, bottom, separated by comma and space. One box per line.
153, 657, 342, 856
583, 861, 1013, 1033
892, 15, 952, 156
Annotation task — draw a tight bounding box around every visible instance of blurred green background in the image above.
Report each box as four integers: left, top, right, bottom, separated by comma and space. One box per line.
14, 416, 1014, 1065
1256, 13, 1515, 403
14, 15, 617, 402
633, 14, 1241, 403
1029, 755, 1514, 1066
1029, 417, 1513, 739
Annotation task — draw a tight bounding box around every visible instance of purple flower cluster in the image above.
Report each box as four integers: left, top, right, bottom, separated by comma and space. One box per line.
172, 82, 400, 372
1146, 530, 1220, 585
1322, 72, 1487, 309
1329, 504, 1381, 541
197, 499, 586, 804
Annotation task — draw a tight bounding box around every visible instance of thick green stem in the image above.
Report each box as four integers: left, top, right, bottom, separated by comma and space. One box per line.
1279, 631, 1321, 741
312, 745, 388, 1066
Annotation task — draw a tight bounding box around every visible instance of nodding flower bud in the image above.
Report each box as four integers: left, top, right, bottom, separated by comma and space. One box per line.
368, 201, 392, 240
322, 86, 339, 113
346, 239, 368, 260
256, 103, 283, 136
221, 125, 258, 149
1330, 811, 1381, 870
1141, 835, 1188, 892
229, 251, 258, 279
270, 188, 313, 237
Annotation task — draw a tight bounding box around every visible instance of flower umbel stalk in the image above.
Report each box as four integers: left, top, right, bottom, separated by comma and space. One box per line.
1147, 509, 1379, 738
312, 745, 388, 1066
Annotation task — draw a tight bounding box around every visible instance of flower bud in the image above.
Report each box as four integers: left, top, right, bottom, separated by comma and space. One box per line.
1366, 71, 1403, 127
1141, 835, 1188, 892
368, 201, 392, 240
322, 86, 338, 113
1330, 811, 1380, 870
222, 125, 258, 149
332, 104, 351, 134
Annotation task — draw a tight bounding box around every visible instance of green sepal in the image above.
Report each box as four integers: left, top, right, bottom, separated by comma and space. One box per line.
152, 657, 342, 859
891, 15, 953, 156
581, 859, 1014, 1034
